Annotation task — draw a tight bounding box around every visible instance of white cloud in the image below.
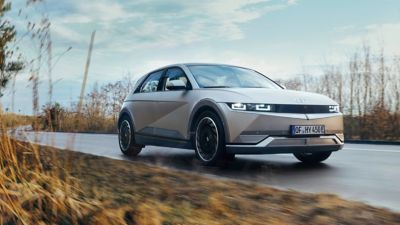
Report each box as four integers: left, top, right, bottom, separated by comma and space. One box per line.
57, 0, 139, 24
7, 0, 301, 114
337, 22, 400, 55
48, 0, 297, 50
51, 25, 86, 43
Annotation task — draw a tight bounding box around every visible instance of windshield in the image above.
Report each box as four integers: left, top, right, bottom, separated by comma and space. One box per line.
188, 65, 281, 89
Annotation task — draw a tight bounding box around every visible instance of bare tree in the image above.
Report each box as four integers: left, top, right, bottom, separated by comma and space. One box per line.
282, 45, 400, 139
362, 44, 372, 113
377, 47, 387, 108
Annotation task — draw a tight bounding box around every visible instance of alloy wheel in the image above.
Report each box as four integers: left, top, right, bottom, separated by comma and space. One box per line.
119, 120, 132, 152
195, 117, 219, 162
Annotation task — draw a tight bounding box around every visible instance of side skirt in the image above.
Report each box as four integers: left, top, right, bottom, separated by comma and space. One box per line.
135, 133, 194, 150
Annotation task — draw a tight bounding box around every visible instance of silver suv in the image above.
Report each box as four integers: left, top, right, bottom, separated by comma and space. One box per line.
118, 63, 344, 165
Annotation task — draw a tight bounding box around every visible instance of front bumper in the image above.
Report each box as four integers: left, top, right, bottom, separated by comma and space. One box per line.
217, 103, 344, 154
226, 135, 344, 154
218, 103, 344, 144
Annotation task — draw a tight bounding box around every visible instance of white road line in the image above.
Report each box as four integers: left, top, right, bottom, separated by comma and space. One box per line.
344, 148, 400, 153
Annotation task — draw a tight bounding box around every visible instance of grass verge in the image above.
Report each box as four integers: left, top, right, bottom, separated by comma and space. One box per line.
0, 113, 34, 129
2, 138, 400, 225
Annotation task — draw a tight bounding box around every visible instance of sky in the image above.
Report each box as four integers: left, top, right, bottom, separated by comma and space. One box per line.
2, 0, 400, 114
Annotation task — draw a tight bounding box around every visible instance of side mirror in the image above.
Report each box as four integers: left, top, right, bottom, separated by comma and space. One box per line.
166, 80, 187, 90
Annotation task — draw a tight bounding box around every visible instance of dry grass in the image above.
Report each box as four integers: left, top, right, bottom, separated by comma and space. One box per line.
1, 109, 400, 224
39, 104, 117, 133
46, 112, 116, 133
0, 113, 34, 129
2, 137, 400, 225
0, 118, 100, 224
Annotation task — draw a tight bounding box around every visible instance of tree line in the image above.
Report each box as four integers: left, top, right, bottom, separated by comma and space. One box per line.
278, 45, 400, 140
36, 45, 400, 140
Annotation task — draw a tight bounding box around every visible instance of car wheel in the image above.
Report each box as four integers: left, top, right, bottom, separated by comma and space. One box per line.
293, 151, 332, 164
194, 111, 226, 166
118, 117, 143, 156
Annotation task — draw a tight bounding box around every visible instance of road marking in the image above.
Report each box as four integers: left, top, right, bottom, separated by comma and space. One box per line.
344, 148, 400, 153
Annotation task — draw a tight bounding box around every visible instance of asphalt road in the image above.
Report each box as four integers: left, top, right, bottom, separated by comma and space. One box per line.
18, 131, 400, 212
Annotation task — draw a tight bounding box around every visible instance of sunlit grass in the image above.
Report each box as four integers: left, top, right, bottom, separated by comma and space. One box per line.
0, 112, 34, 129
0, 116, 99, 224
2, 119, 400, 224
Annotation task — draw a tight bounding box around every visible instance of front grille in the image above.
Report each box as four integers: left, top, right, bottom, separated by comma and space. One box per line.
274, 104, 332, 114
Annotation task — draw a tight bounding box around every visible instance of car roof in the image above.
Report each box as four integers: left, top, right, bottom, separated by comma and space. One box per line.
146, 63, 253, 74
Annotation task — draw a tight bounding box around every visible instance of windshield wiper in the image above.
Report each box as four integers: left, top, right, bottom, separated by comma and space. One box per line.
203, 86, 231, 88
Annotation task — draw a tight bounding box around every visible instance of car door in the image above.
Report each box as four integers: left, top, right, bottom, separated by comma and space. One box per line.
129, 69, 165, 136
144, 67, 193, 141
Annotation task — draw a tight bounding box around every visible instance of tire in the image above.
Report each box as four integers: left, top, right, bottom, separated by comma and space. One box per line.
194, 111, 227, 166
293, 151, 332, 164
118, 116, 143, 156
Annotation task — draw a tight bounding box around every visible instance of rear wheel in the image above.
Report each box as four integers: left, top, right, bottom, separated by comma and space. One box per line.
118, 117, 143, 156
194, 111, 227, 166
293, 151, 332, 164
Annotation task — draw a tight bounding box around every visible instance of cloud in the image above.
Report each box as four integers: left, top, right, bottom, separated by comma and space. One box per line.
51, 25, 86, 43
337, 22, 400, 55
46, 0, 297, 50
6, 0, 300, 115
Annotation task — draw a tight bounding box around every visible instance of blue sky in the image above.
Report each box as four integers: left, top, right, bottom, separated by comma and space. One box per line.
2, 0, 400, 114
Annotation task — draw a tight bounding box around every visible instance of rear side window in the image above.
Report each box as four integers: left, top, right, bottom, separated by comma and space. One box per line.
140, 70, 163, 93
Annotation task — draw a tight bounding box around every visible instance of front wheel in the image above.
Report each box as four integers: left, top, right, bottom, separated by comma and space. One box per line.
118, 117, 143, 156
194, 111, 227, 166
293, 151, 332, 164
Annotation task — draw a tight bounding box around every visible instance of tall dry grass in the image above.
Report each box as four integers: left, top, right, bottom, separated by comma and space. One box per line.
39, 106, 116, 133
63, 113, 116, 133
0, 113, 100, 224
0, 113, 34, 129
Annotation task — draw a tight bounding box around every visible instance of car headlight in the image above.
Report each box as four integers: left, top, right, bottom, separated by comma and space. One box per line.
329, 105, 340, 113
227, 103, 273, 112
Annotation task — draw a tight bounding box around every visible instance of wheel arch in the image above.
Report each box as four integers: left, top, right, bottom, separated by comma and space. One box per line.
188, 99, 230, 144
118, 109, 135, 129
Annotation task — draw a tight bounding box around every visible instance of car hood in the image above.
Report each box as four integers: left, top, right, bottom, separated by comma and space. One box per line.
202, 88, 338, 105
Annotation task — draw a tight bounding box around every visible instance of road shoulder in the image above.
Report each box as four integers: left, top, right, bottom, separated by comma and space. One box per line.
32, 143, 400, 224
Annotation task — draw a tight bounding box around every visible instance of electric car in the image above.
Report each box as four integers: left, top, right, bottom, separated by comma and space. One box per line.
118, 63, 344, 165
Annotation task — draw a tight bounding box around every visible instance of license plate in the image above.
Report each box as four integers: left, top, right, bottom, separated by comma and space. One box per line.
291, 125, 325, 136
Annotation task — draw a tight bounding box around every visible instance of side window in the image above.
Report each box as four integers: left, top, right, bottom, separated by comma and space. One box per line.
140, 70, 163, 93
164, 68, 190, 91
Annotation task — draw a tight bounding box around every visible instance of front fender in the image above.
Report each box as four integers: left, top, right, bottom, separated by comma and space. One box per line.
188, 99, 230, 143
